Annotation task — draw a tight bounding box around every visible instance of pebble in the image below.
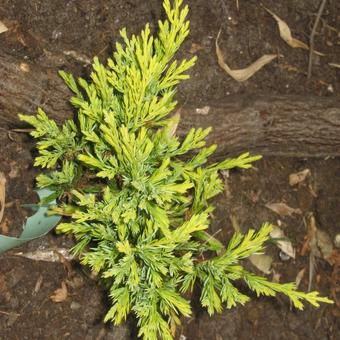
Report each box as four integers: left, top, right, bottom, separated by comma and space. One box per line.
70, 301, 81, 310
334, 234, 340, 248
279, 250, 291, 261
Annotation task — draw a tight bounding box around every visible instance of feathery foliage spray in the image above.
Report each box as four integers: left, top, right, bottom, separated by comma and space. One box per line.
20, 1, 332, 339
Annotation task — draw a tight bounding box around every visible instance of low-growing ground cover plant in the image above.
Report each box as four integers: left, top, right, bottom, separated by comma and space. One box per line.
19, 0, 332, 339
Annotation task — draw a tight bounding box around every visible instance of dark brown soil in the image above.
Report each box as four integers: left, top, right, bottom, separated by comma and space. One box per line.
0, 0, 339, 339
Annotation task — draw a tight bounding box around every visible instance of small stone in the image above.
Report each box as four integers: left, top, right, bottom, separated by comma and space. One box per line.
279, 250, 290, 261
327, 84, 334, 94
334, 234, 340, 248
195, 106, 210, 115
70, 301, 81, 310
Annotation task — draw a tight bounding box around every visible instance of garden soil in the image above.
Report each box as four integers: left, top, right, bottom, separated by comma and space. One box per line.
0, 0, 339, 339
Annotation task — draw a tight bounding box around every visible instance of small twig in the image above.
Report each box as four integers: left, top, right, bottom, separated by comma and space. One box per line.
10, 128, 33, 133
308, 0, 327, 79
0, 310, 20, 317
308, 251, 316, 292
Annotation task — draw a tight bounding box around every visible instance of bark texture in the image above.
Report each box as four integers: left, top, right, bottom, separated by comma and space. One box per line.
1, 52, 340, 158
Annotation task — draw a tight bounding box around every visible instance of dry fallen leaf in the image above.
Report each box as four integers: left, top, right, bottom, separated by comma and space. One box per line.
295, 268, 306, 289
216, 31, 277, 82
0, 172, 6, 224
33, 275, 44, 295
304, 214, 334, 291
289, 169, 311, 186
265, 202, 302, 217
270, 225, 296, 259
189, 43, 204, 54
0, 21, 8, 34
50, 281, 68, 303
316, 229, 333, 261
249, 254, 273, 274
19, 62, 30, 73
329, 63, 340, 69
263, 7, 324, 56
305, 214, 333, 261
0, 218, 9, 235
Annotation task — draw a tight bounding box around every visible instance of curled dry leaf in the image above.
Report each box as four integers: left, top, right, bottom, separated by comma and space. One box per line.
265, 202, 302, 217
50, 281, 68, 303
263, 7, 324, 56
0, 21, 8, 34
329, 63, 340, 69
216, 31, 277, 82
0, 172, 6, 224
305, 214, 333, 261
249, 253, 273, 274
295, 268, 306, 289
270, 225, 296, 259
305, 214, 334, 291
289, 169, 311, 186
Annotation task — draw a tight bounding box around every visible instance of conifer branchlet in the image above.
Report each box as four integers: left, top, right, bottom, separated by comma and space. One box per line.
20, 1, 332, 339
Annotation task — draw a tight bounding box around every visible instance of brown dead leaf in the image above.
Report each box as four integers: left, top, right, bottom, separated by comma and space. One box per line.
289, 169, 311, 186
33, 275, 43, 295
189, 43, 204, 54
50, 281, 68, 303
305, 214, 334, 261
329, 250, 340, 308
304, 214, 335, 291
216, 31, 277, 82
19, 62, 30, 73
329, 63, 340, 69
327, 250, 340, 267
0, 21, 8, 34
249, 254, 273, 274
0, 218, 9, 235
264, 7, 324, 56
265, 202, 302, 217
270, 225, 296, 259
316, 229, 333, 261
0, 172, 6, 224
303, 214, 318, 253
295, 268, 306, 289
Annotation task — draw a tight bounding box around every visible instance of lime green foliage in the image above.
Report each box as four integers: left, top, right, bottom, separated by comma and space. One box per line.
19, 0, 332, 339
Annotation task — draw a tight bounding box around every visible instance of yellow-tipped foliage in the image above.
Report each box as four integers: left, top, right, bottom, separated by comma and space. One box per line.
20, 1, 332, 339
